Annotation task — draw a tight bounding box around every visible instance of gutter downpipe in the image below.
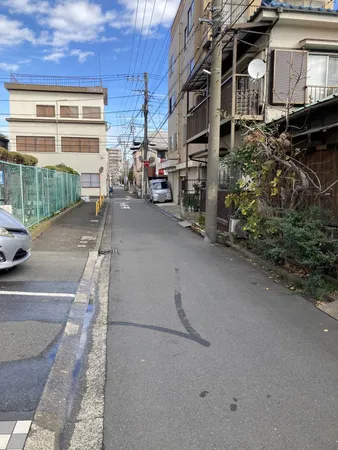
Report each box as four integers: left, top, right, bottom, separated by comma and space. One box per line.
263, 11, 282, 122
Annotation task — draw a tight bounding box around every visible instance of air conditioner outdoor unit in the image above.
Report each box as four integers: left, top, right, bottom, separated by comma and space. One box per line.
229, 218, 246, 238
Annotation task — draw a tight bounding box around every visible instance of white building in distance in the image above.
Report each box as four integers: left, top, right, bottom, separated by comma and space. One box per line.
107, 148, 123, 185
5, 75, 108, 196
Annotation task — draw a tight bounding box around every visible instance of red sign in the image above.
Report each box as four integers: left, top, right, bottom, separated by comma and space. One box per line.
158, 169, 165, 175
144, 161, 150, 168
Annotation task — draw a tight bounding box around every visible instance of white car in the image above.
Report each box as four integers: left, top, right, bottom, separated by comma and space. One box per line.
0, 208, 31, 269
149, 179, 172, 203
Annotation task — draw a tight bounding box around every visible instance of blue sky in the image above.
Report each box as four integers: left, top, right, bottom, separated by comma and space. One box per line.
0, 0, 180, 148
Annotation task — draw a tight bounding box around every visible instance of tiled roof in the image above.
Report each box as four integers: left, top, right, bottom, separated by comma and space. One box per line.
261, 0, 335, 12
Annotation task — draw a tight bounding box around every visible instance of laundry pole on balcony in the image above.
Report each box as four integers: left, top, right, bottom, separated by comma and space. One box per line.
205, 0, 223, 244
230, 33, 238, 153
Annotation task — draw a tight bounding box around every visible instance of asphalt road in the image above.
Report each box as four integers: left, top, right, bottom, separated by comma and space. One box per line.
0, 202, 102, 421
104, 189, 338, 450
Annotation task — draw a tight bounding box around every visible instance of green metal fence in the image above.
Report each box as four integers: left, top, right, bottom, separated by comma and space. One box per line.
0, 160, 81, 228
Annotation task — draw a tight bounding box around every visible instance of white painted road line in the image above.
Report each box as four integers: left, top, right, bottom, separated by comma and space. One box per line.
0, 290, 76, 298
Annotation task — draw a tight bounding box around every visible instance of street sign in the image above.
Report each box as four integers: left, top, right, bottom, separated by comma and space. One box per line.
144, 161, 150, 168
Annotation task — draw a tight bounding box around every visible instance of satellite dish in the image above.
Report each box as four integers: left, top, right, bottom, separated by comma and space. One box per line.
149, 156, 155, 164
248, 59, 266, 80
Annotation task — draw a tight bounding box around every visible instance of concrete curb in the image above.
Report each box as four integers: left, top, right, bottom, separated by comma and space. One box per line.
24, 251, 99, 449
30, 201, 83, 241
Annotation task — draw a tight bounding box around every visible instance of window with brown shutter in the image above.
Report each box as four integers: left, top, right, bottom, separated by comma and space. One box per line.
83, 106, 101, 119
272, 49, 307, 105
36, 105, 55, 117
16, 136, 55, 152
61, 137, 99, 153
60, 106, 79, 118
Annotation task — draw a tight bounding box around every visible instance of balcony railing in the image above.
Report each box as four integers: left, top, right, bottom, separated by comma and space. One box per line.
187, 75, 262, 141
307, 85, 338, 104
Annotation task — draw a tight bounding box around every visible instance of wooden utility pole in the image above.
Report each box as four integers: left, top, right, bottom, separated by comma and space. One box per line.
205, 0, 222, 244
143, 72, 149, 198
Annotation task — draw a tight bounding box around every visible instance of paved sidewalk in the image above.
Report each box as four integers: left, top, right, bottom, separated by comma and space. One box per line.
0, 201, 105, 448
153, 202, 182, 219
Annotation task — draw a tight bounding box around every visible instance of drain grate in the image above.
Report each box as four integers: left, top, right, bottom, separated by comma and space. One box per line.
99, 248, 119, 255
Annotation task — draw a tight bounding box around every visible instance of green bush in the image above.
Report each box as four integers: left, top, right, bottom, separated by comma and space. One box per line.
183, 192, 199, 211
254, 208, 338, 298
198, 213, 205, 228
0, 147, 38, 166
257, 208, 337, 270
44, 163, 79, 175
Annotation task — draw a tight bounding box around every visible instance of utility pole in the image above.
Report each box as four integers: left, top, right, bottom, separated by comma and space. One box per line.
205, 0, 223, 244
143, 72, 149, 198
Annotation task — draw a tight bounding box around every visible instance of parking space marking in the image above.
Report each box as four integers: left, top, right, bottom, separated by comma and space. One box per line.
0, 420, 31, 450
0, 290, 75, 298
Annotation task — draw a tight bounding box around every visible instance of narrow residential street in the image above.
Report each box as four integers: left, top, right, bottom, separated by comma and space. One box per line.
104, 188, 338, 450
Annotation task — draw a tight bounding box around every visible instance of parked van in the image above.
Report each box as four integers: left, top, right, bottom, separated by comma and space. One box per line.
149, 179, 172, 203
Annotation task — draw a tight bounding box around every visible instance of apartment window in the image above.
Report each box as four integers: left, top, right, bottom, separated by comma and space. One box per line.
187, 0, 194, 34
184, 26, 188, 50
61, 137, 99, 153
36, 105, 55, 117
190, 58, 194, 74
81, 173, 100, 188
83, 106, 101, 119
308, 54, 338, 86
16, 136, 55, 152
60, 106, 79, 118
169, 92, 176, 115
169, 54, 175, 77
169, 135, 173, 152
307, 53, 338, 102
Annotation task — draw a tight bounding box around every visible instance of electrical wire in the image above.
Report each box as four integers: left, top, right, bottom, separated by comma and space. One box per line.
147, 0, 258, 145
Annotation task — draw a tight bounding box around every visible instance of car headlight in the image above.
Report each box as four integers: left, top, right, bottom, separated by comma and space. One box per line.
0, 228, 15, 238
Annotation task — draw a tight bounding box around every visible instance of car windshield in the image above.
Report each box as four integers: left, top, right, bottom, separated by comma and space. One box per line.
153, 181, 168, 190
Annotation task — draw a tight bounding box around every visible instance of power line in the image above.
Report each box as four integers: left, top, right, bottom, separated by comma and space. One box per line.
147, 0, 257, 145
138, 0, 158, 74
144, 0, 169, 71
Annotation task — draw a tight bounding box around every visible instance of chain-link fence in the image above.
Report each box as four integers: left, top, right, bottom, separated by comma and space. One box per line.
0, 161, 81, 228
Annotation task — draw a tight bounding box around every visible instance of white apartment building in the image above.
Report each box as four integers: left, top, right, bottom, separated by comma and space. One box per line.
5, 76, 108, 196
169, 0, 335, 204
107, 148, 123, 185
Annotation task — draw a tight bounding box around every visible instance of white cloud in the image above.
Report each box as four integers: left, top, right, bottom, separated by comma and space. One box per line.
0, 62, 19, 71
115, 0, 180, 34
113, 47, 130, 53
0, 0, 49, 14
0, 0, 179, 53
43, 49, 67, 63
18, 58, 31, 65
70, 49, 94, 63
0, 15, 35, 47
98, 36, 118, 43
41, 0, 116, 47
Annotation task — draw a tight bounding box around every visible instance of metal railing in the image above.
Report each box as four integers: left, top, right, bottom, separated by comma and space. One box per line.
187, 75, 262, 140
307, 85, 338, 103
0, 161, 81, 228
10, 73, 103, 87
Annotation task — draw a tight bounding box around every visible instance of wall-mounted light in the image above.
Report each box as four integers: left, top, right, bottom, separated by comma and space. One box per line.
202, 69, 211, 76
